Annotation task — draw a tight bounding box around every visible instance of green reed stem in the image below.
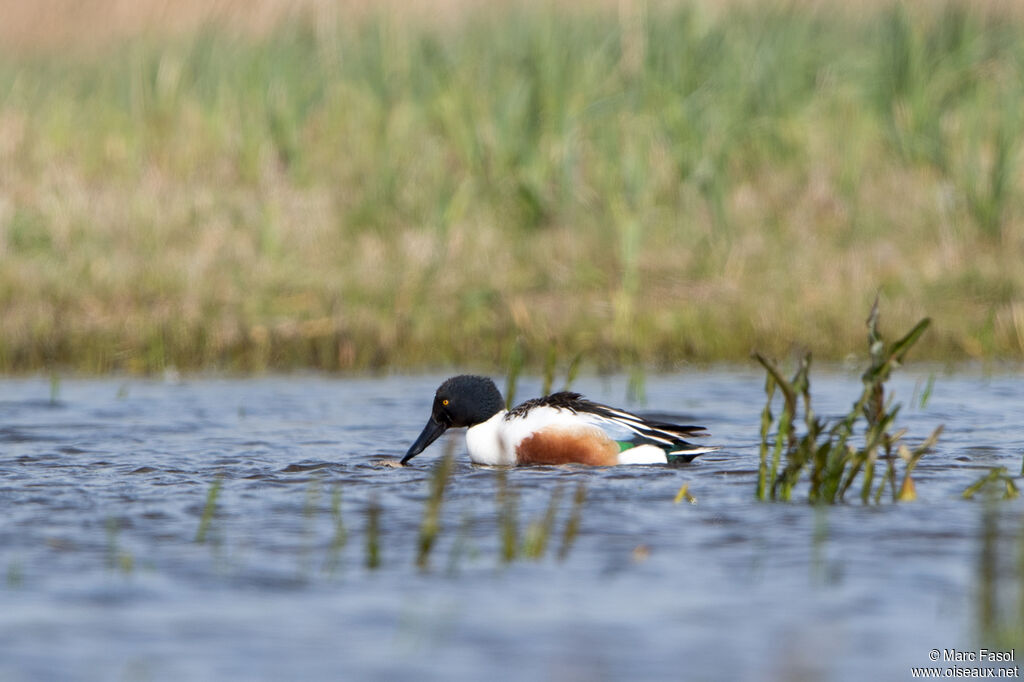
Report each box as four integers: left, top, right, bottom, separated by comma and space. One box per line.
563, 353, 582, 392
416, 450, 455, 570
195, 476, 222, 543
324, 486, 347, 575
754, 302, 937, 505
523, 485, 563, 560
541, 346, 557, 397
558, 482, 586, 561
365, 494, 381, 570
49, 372, 60, 405
496, 470, 519, 563
106, 517, 134, 574
504, 339, 524, 410
756, 373, 776, 500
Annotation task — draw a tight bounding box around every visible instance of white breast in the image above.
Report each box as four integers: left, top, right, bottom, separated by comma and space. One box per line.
465, 406, 588, 465
465, 412, 515, 465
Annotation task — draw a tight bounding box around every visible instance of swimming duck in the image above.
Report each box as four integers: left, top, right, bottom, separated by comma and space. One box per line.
401, 375, 715, 466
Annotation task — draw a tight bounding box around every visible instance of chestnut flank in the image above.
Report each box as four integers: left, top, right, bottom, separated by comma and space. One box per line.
516, 427, 620, 466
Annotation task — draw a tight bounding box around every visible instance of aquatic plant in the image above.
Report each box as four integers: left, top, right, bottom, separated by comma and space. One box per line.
504, 340, 525, 410
105, 517, 134, 574
195, 477, 222, 543
541, 347, 558, 397
523, 485, 563, 560
557, 483, 587, 561
298, 474, 324, 574
412, 463, 589, 569
494, 475, 587, 564
975, 504, 1024, 648
754, 301, 942, 503
323, 486, 347, 575
673, 483, 696, 505
963, 467, 1020, 501
48, 373, 60, 405
496, 470, 519, 563
6, 561, 23, 588
416, 449, 455, 570
365, 494, 381, 570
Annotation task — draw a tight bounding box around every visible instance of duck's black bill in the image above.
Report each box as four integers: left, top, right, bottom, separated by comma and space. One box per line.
401, 418, 448, 464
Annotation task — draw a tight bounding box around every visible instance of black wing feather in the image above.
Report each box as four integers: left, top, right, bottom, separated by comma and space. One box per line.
506, 391, 711, 454
506, 391, 584, 418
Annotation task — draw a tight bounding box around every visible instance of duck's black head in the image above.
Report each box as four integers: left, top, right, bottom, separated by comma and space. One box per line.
401, 375, 504, 465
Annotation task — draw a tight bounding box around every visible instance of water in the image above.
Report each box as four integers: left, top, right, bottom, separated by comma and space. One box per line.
1, 369, 1022, 681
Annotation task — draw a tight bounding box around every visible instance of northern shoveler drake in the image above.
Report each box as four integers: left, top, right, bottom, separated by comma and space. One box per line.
401, 375, 716, 466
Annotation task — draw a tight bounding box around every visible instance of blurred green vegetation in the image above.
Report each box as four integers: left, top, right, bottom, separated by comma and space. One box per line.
0, 2, 1022, 373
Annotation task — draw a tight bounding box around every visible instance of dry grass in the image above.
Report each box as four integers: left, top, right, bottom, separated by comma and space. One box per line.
4, 0, 1023, 44
0, 1, 1022, 372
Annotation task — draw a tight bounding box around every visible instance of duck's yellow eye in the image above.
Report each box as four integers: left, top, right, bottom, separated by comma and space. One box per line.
442, 399, 449, 406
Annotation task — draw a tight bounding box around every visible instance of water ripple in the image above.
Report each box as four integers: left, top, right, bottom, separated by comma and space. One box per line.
0, 370, 1019, 681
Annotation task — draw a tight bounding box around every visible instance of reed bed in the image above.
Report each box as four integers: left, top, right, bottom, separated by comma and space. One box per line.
183, 465, 590, 575
1, 2, 1023, 372
754, 301, 943, 503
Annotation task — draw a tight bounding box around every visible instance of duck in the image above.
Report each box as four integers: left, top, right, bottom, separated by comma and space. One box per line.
401, 375, 715, 466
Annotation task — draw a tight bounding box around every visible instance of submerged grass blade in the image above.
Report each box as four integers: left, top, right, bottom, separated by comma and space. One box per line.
496, 470, 519, 563
324, 486, 347, 575
195, 476, 222, 544
977, 502, 999, 631
673, 483, 696, 505
558, 482, 586, 561
299, 474, 323, 575
756, 370, 776, 500
416, 450, 455, 570
896, 474, 917, 502
49, 373, 60, 405
106, 517, 134, 574
1005, 478, 1020, 500
365, 494, 381, 570
961, 465, 1018, 500
523, 485, 563, 560
7, 561, 23, 588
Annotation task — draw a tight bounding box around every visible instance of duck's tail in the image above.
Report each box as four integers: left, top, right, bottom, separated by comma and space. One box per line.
665, 444, 719, 463
614, 439, 719, 464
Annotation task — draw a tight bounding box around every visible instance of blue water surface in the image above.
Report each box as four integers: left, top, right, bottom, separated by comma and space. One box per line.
1, 369, 1022, 681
